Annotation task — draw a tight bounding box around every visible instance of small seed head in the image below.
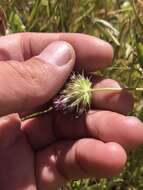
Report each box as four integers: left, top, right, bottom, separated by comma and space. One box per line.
53, 73, 92, 116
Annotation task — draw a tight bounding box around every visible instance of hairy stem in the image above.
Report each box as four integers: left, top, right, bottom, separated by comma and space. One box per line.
90, 87, 143, 93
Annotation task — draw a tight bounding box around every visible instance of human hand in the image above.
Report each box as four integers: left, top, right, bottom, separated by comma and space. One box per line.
0, 33, 143, 190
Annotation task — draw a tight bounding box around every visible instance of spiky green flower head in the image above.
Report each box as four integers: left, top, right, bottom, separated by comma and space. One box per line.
53, 73, 93, 116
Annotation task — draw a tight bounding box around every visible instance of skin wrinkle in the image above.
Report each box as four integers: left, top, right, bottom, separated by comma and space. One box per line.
75, 140, 89, 177
33, 152, 38, 190
0, 59, 34, 115
23, 59, 49, 89
54, 141, 87, 181
52, 112, 63, 140
36, 112, 56, 150
21, 33, 32, 61
87, 111, 104, 140
87, 111, 112, 144
7, 61, 30, 82
0, 48, 11, 61
51, 111, 59, 143
54, 143, 69, 182
0, 115, 22, 149
73, 114, 89, 139
3, 61, 35, 112
23, 126, 36, 151
0, 34, 23, 61
29, 34, 36, 60
21, 33, 28, 60
6, 132, 23, 149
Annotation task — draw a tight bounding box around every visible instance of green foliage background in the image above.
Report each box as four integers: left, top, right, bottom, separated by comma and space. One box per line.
1, 0, 143, 189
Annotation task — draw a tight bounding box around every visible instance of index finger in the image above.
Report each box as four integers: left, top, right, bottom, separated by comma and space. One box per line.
0, 33, 113, 71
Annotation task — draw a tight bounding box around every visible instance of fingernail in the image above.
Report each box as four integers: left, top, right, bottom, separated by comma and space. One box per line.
38, 41, 74, 66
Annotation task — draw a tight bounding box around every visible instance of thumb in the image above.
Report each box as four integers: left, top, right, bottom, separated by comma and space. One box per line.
0, 41, 75, 116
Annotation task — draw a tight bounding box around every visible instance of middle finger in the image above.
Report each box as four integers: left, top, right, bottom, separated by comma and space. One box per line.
22, 109, 143, 150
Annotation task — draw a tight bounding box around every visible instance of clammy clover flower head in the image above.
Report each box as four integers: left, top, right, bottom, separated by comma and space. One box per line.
53, 73, 93, 116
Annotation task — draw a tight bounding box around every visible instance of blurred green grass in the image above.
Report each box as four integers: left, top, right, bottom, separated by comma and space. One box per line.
1, 0, 143, 189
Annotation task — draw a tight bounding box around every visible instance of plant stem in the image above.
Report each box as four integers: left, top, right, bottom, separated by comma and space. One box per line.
21, 107, 53, 121
90, 87, 143, 93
